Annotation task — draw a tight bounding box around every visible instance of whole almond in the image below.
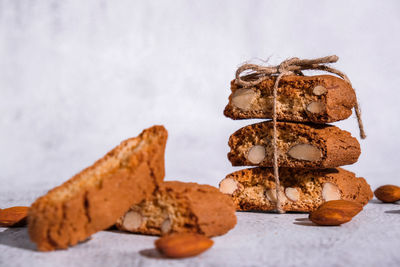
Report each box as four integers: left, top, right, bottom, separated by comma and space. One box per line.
309, 200, 363, 226
155, 233, 213, 258
318, 200, 363, 217
0, 206, 29, 227
374, 185, 400, 203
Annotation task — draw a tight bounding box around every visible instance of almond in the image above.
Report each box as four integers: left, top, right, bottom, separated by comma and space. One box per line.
155, 233, 213, 258
0, 206, 29, 227
310, 208, 352, 226
287, 143, 322, 161
374, 185, 400, 203
318, 200, 363, 217
309, 200, 363, 226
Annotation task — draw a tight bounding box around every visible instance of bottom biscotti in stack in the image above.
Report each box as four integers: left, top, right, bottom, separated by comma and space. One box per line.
116, 181, 237, 237
219, 167, 372, 212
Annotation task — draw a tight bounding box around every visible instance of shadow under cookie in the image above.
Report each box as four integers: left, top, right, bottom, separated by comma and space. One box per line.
0, 227, 36, 251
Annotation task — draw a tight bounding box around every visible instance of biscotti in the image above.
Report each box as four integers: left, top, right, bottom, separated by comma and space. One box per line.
219, 167, 372, 212
228, 121, 360, 168
28, 125, 168, 251
116, 181, 237, 237
224, 75, 356, 123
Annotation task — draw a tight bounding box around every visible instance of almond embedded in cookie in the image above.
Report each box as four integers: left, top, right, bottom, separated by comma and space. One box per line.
224, 75, 356, 123
219, 167, 372, 212
28, 125, 168, 251
116, 181, 237, 237
228, 121, 360, 168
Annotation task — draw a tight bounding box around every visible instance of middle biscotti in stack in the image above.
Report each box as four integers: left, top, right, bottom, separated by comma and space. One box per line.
219, 75, 373, 212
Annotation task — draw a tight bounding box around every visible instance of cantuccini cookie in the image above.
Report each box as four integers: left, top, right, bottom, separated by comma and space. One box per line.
219, 167, 372, 212
228, 121, 360, 168
28, 125, 168, 251
116, 181, 237, 237
224, 75, 356, 123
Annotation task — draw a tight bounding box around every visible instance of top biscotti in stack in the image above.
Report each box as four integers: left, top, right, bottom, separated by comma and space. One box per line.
224, 75, 356, 123
220, 74, 372, 212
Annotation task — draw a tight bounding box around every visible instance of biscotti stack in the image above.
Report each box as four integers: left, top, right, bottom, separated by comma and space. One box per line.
219, 73, 373, 212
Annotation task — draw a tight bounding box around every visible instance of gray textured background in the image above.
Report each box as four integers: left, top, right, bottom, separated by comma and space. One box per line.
1, 1, 400, 266
1, 0, 400, 192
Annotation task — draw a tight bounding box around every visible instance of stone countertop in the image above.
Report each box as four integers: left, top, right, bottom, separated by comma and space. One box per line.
1, 194, 399, 267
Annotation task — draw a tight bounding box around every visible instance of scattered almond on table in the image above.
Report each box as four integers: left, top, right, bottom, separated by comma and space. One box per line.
309, 200, 363, 226
0, 206, 29, 227
155, 233, 214, 258
374, 185, 400, 203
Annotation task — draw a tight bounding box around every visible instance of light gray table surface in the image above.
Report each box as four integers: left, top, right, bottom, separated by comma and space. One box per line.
1, 188, 399, 267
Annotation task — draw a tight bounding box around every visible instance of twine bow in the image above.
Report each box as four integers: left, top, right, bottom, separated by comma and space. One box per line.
235, 55, 366, 213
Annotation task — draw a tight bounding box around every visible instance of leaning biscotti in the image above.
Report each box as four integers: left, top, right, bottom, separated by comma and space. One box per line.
228, 121, 360, 168
116, 181, 237, 237
28, 125, 168, 251
224, 75, 356, 123
219, 167, 372, 212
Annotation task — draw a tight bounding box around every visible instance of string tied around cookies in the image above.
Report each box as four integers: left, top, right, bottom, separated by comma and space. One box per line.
234, 55, 366, 214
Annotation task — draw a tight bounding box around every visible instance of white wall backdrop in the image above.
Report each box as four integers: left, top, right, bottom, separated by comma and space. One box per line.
1, 0, 399, 195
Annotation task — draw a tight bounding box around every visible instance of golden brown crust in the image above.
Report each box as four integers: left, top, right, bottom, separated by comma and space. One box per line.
116, 181, 237, 237
220, 167, 372, 212
224, 75, 356, 123
28, 125, 168, 251
228, 121, 360, 168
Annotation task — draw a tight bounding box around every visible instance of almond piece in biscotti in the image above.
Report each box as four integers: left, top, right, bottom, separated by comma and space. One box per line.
312, 85, 328, 96
219, 178, 238, 195
322, 182, 341, 201
155, 233, 214, 258
121, 211, 143, 231
265, 188, 288, 204
231, 89, 257, 110
161, 218, 172, 234
285, 187, 300, 202
306, 101, 325, 114
287, 144, 322, 161
247, 145, 266, 164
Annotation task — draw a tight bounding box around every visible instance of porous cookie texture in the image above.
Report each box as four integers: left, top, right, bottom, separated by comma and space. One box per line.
219, 167, 372, 212
28, 126, 168, 251
228, 121, 360, 168
116, 181, 237, 237
224, 75, 356, 123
